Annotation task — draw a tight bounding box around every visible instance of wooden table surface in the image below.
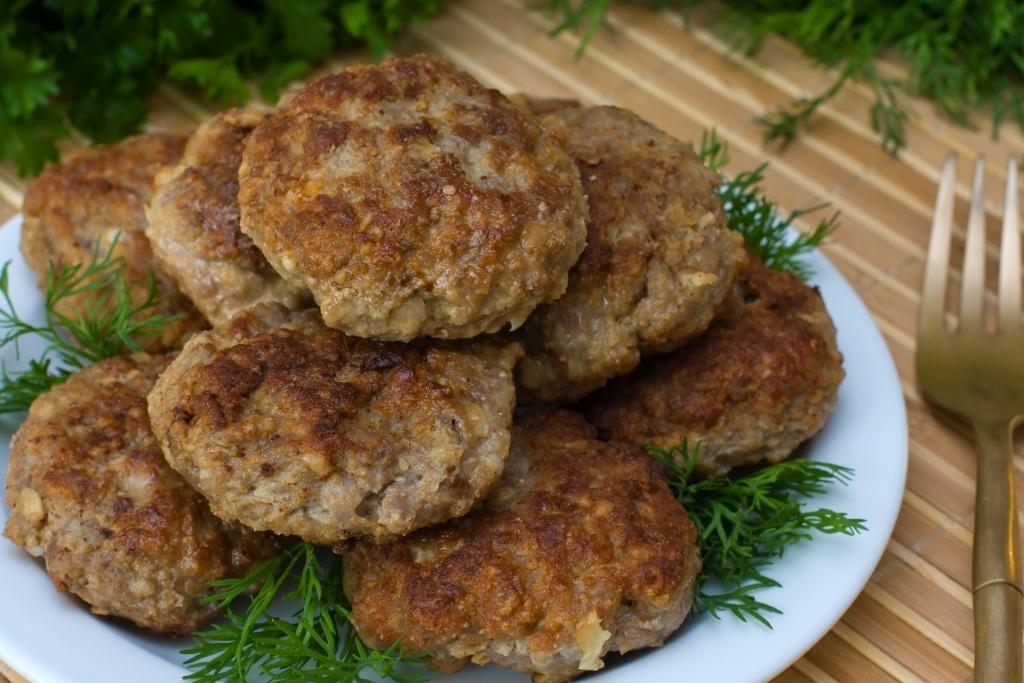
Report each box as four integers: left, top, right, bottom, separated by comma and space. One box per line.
2, 2, 1020, 681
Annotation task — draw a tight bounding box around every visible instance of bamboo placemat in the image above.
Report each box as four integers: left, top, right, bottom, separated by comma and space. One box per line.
1, 1, 1019, 681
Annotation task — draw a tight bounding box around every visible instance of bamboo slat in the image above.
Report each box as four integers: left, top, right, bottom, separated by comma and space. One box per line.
0, 2, 1014, 681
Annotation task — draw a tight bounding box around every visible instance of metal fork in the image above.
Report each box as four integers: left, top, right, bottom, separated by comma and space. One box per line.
917, 155, 1023, 682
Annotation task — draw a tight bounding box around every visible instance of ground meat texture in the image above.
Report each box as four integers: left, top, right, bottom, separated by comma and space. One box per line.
586, 257, 845, 476
515, 106, 746, 403
20, 133, 207, 350
238, 54, 588, 341
146, 108, 308, 326
2, 354, 281, 636
147, 304, 522, 544
344, 410, 700, 683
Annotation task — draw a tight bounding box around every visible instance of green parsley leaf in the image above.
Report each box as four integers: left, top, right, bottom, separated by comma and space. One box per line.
2, 0, 448, 176
169, 57, 252, 107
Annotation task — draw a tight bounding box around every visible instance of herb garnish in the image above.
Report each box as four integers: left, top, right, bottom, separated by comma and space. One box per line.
650, 442, 867, 627
0, 238, 173, 413
545, 1, 1024, 154
1, 1, 446, 175
183, 541, 428, 683
697, 129, 837, 280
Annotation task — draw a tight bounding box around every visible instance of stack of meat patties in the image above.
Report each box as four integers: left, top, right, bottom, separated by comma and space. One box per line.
4, 54, 843, 682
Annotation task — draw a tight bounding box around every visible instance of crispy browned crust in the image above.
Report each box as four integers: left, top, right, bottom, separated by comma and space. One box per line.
148, 304, 522, 543
515, 106, 746, 403
344, 410, 700, 683
20, 133, 207, 349
2, 354, 281, 635
146, 109, 308, 326
238, 55, 588, 341
586, 257, 845, 475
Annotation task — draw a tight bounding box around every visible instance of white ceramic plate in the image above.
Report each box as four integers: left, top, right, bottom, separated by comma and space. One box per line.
0, 214, 907, 683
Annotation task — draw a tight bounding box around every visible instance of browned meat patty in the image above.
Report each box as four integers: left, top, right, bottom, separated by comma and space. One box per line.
586, 257, 844, 476
2, 354, 281, 635
516, 106, 746, 403
238, 54, 588, 341
20, 134, 207, 350
344, 410, 700, 683
146, 108, 308, 325
148, 304, 522, 544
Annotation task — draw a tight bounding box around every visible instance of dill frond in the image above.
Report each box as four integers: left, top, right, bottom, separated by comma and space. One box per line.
0, 236, 175, 413
543, 0, 1024, 154
697, 129, 838, 280
183, 542, 428, 683
649, 442, 867, 627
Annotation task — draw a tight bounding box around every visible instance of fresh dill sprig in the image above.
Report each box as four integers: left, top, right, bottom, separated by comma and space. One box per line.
0, 359, 65, 414
546, 0, 612, 58
696, 128, 838, 280
758, 60, 911, 156
544, 1, 1024, 154
183, 541, 429, 683
0, 237, 174, 413
649, 442, 867, 628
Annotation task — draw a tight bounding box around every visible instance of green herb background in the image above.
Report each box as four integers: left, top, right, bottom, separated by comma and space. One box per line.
549, 0, 1024, 154
0, 0, 444, 175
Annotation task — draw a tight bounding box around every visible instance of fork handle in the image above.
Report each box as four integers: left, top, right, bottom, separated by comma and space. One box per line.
973, 418, 1023, 682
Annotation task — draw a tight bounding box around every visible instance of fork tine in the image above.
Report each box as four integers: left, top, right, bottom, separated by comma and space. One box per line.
921, 155, 957, 336
999, 157, 1021, 331
961, 157, 987, 331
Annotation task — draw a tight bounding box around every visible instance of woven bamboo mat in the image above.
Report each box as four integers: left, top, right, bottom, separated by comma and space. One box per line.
2, 1, 1021, 681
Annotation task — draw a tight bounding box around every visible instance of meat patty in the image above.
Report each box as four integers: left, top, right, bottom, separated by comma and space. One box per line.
20, 133, 206, 350
516, 106, 746, 403
344, 410, 700, 683
2, 354, 281, 635
586, 257, 844, 476
147, 304, 522, 544
146, 108, 308, 325
238, 54, 588, 341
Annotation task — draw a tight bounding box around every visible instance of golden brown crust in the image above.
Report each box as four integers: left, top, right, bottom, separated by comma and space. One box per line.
586, 257, 845, 475
20, 134, 207, 350
516, 106, 746, 403
238, 55, 588, 341
2, 354, 281, 635
148, 304, 522, 543
146, 109, 308, 325
345, 410, 700, 682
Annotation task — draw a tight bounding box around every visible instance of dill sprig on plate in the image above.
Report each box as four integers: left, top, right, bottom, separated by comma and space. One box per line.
649, 442, 867, 627
544, 0, 1024, 154
0, 237, 173, 413
696, 128, 837, 280
183, 541, 429, 683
